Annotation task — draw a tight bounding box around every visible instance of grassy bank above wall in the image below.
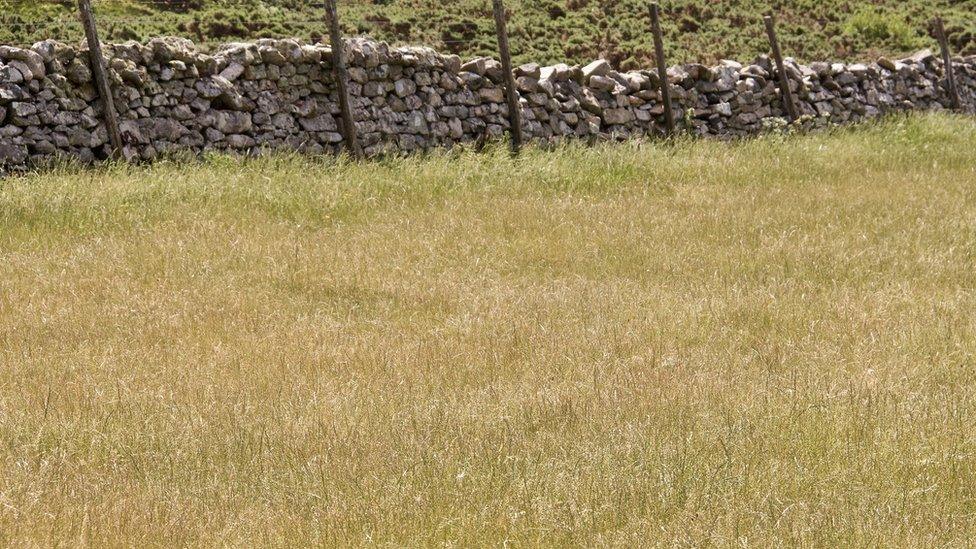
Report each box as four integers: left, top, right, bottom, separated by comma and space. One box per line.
4, 0, 976, 67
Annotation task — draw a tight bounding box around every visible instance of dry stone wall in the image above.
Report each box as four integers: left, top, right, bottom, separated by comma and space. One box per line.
1, 36, 975, 168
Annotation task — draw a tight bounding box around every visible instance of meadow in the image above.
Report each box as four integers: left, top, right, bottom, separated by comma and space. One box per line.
4, 0, 976, 67
1, 114, 976, 545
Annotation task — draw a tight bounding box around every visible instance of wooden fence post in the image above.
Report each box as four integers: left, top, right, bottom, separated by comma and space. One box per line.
933, 17, 962, 111
491, 0, 523, 154
763, 14, 798, 122
77, 0, 123, 160
649, 2, 675, 136
324, 0, 362, 158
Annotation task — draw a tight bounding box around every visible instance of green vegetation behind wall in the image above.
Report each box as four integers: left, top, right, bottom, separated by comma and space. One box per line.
3, 0, 976, 67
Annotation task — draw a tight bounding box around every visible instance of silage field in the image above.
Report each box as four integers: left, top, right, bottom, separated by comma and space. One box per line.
1, 114, 975, 546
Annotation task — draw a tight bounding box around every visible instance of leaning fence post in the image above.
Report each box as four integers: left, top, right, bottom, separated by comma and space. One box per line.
763, 14, 799, 122
649, 2, 675, 136
77, 0, 123, 160
324, 0, 362, 158
491, 0, 523, 154
933, 17, 962, 111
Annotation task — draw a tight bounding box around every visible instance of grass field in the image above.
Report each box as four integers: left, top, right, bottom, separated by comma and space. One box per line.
1, 114, 976, 545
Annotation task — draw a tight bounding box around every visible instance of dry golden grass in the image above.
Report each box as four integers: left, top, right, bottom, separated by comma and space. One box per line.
1, 114, 976, 546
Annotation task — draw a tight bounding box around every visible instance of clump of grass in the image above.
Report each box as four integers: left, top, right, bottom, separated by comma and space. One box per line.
843, 8, 924, 55
1, 113, 976, 546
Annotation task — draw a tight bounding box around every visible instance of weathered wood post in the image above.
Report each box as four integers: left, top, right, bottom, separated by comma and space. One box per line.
649, 2, 675, 135
324, 0, 362, 158
77, 0, 123, 160
491, 0, 523, 154
933, 17, 962, 111
763, 14, 799, 122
